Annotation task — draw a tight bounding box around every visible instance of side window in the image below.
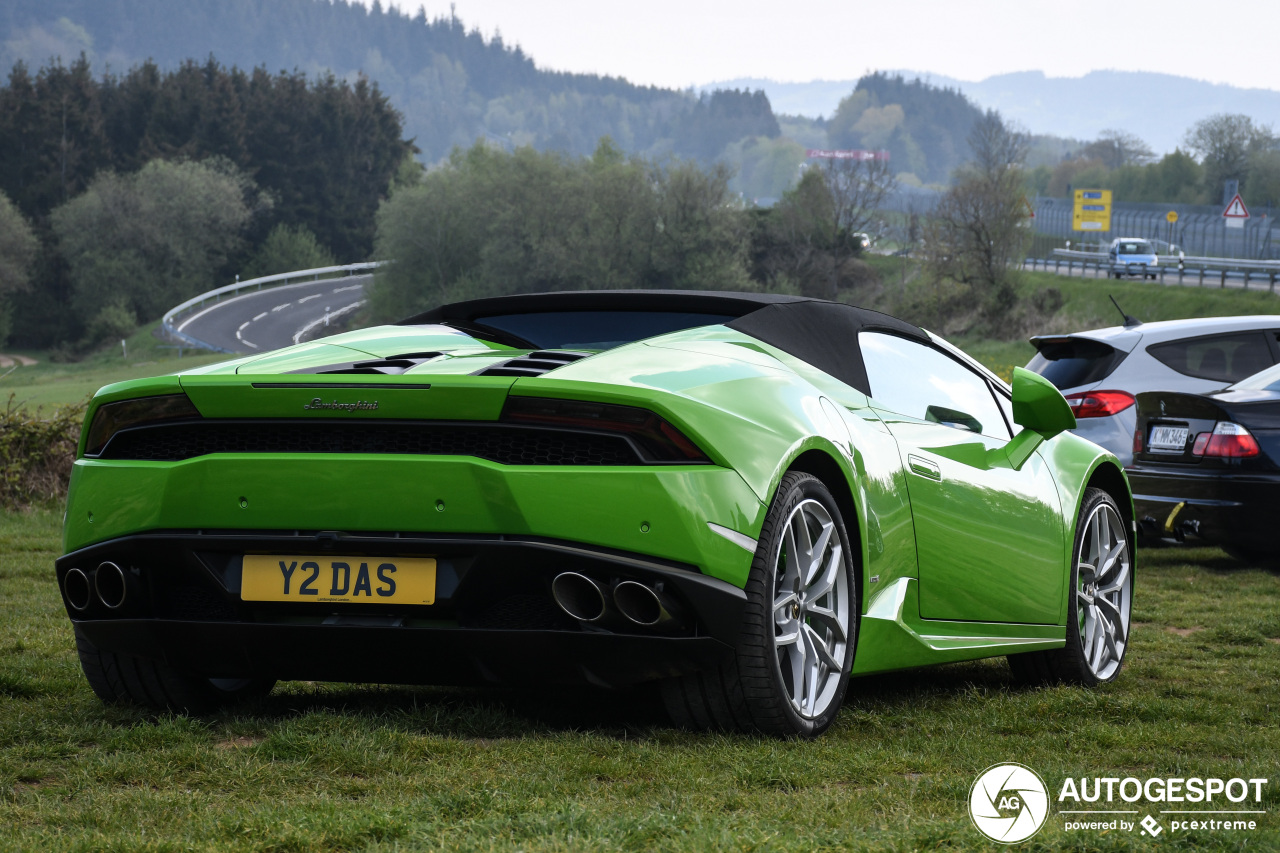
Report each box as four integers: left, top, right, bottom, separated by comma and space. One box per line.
1146, 332, 1276, 383
860, 332, 1011, 440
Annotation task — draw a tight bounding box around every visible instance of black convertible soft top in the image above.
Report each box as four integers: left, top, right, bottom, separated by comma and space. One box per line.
401, 290, 928, 396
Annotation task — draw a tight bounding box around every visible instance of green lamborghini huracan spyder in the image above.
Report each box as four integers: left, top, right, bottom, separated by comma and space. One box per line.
58, 291, 1134, 737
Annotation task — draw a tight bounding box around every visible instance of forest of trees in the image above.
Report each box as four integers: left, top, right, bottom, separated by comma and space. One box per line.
0, 56, 413, 347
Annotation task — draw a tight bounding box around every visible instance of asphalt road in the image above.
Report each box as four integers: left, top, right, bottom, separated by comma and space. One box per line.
176, 275, 370, 354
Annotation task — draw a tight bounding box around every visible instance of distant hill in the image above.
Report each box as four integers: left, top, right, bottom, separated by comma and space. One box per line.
0, 0, 777, 164
701, 71, 1280, 154
826, 73, 983, 185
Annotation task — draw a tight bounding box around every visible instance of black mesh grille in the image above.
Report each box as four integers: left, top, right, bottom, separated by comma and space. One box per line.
466, 593, 575, 630
99, 421, 642, 465
289, 352, 444, 375
165, 585, 238, 621
476, 350, 592, 377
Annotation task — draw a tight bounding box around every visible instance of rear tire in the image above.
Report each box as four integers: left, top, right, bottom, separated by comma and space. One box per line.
75, 625, 275, 714
1009, 488, 1132, 686
662, 472, 857, 737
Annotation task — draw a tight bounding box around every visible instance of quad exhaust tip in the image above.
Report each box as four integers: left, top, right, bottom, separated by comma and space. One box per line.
613, 580, 682, 632
551, 572, 685, 633
94, 561, 129, 610
551, 572, 611, 623
63, 567, 93, 612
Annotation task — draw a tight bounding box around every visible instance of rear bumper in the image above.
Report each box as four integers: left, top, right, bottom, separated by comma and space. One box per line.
1129, 467, 1280, 552
64, 454, 765, 589
59, 530, 747, 687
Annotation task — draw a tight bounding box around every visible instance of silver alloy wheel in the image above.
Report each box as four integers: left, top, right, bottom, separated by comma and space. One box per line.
772, 498, 851, 718
1076, 502, 1132, 680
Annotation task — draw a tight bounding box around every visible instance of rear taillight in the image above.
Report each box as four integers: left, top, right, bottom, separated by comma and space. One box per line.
1064, 390, 1135, 419
84, 394, 202, 456
1133, 429, 1143, 454
1192, 422, 1260, 459
502, 396, 709, 463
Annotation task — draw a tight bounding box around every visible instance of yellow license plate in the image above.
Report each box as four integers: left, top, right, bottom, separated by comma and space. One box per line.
241, 555, 436, 605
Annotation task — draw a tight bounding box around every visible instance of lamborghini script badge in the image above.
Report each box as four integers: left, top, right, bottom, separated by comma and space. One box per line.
303, 398, 379, 412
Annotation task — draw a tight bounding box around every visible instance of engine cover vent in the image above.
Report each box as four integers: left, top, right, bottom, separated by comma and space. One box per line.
475, 350, 592, 378
289, 352, 443, 375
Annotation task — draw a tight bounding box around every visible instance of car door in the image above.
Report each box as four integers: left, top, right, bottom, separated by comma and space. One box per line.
860, 332, 1066, 625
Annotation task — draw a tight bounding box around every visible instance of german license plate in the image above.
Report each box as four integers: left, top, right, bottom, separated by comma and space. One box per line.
1148, 425, 1189, 453
241, 555, 436, 604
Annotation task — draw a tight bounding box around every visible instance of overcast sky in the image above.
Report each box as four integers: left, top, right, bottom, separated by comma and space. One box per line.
369, 0, 1280, 92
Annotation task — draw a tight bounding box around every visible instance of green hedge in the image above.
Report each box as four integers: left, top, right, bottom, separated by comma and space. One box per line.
0, 397, 84, 510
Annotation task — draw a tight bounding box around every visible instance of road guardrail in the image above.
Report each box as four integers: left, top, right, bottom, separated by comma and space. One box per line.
1033, 250, 1280, 291
161, 262, 384, 353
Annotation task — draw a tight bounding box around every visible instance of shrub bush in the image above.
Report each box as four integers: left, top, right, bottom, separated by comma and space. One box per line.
0, 397, 83, 509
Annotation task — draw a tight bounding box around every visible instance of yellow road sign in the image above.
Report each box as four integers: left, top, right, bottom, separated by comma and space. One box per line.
1073, 189, 1112, 232
1166, 210, 1178, 224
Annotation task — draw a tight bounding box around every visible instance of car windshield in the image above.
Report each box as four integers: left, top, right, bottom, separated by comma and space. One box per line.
468, 310, 736, 349
1229, 361, 1280, 391
1116, 241, 1153, 255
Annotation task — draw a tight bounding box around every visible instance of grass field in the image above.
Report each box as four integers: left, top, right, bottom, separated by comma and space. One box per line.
1, 510, 1277, 851
0, 322, 228, 411
1019, 270, 1280, 335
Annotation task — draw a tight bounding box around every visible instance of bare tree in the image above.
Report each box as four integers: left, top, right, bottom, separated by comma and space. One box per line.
1082, 130, 1156, 169
818, 156, 897, 239
925, 110, 1030, 322
763, 156, 896, 297
968, 110, 1028, 178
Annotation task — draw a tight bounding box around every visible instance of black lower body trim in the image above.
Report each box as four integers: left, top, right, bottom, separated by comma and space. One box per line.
58, 529, 749, 689
75, 620, 734, 688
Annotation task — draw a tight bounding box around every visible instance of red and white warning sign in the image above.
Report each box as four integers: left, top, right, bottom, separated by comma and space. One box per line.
1223, 193, 1250, 228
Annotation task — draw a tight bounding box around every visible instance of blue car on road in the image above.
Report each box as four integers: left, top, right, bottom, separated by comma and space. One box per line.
1109, 237, 1159, 279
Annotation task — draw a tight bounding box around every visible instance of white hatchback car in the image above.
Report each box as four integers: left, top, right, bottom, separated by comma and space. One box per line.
1025, 315, 1280, 465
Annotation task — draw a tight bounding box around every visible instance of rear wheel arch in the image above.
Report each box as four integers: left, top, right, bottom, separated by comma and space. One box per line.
783, 450, 863, 574
664, 467, 859, 736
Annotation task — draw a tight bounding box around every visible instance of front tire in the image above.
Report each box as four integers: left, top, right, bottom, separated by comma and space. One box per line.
662, 472, 857, 737
75, 625, 275, 713
1009, 488, 1132, 686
